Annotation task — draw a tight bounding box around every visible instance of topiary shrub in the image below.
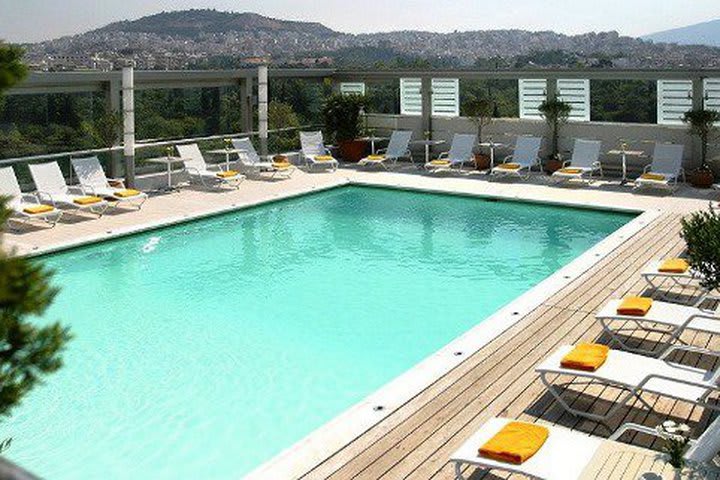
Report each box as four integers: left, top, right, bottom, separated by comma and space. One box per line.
681, 207, 720, 292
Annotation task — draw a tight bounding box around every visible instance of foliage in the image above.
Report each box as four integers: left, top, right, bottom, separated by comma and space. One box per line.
464, 98, 495, 143
681, 207, 720, 291
539, 99, 572, 159
83, 109, 122, 150
683, 109, 720, 170
656, 421, 691, 469
591, 80, 656, 124
321, 93, 366, 142
268, 101, 301, 152
0, 43, 27, 92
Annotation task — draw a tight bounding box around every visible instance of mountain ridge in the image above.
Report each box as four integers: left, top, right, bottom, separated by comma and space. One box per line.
643, 18, 720, 47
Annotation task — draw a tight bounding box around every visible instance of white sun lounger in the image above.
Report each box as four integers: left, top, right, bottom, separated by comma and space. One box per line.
450, 414, 720, 480
71, 156, 148, 210
552, 139, 603, 184
28, 161, 109, 217
424, 133, 476, 172
634, 143, 685, 192
640, 259, 703, 294
300, 131, 338, 171
491, 136, 542, 179
0, 166, 63, 229
231, 138, 295, 179
358, 130, 413, 169
536, 344, 720, 422
596, 297, 720, 354
176, 143, 245, 189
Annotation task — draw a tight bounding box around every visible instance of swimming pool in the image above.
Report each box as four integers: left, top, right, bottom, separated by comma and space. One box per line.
10, 186, 633, 478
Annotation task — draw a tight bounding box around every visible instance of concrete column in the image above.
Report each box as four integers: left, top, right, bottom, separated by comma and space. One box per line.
258, 65, 269, 156
691, 77, 705, 168
239, 77, 253, 134
122, 65, 136, 187
421, 77, 432, 139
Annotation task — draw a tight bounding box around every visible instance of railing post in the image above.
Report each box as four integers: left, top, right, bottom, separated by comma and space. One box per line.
258, 64, 269, 156
122, 65, 136, 187
239, 76, 253, 134
107, 77, 122, 179
421, 77, 432, 139
691, 76, 705, 169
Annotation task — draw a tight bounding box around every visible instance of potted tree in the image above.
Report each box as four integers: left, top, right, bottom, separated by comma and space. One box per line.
681, 207, 720, 293
322, 93, 368, 162
465, 98, 495, 170
538, 99, 572, 174
683, 108, 719, 188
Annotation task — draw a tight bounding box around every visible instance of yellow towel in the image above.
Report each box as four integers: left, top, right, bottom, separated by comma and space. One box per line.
73, 196, 102, 206
558, 168, 583, 175
429, 160, 451, 166
114, 189, 142, 198
496, 163, 521, 170
617, 296, 653, 316
216, 170, 239, 178
561, 343, 610, 372
23, 204, 55, 214
367, 155, 385, 161
659, 258, 689, 273
640, 173, 666, 181
315, 155, 335, 162
479, 422, 549, 465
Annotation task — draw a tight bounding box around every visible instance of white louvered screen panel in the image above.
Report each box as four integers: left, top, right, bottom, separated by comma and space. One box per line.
705, 78, 720, 113
557, 79, 590, 122
519, 79, 547, 119
340, 82, 366, 96
400, 78, 422, 116
431, 78, 459, 117
657, 80, 692, 125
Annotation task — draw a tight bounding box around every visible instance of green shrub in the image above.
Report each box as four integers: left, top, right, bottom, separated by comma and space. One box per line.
321, 93, 366, 143
681, 208, 720, 291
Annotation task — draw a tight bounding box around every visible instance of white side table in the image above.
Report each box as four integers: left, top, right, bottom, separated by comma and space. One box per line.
206, 148, 245, 170
145, 156, 187, 191
411, 140, 446, 165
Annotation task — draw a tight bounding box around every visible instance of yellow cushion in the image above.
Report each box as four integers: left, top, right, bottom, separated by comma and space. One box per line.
617, 296, 653, 316
479, 422, 549, 465
561, 343, 610, 372
23, 204, 55, 215
367, 155, 385, 161
216, 170, 239, 178
73, 196, 102, 206
315, 155, 335, 162
272, 161, 292, 169
558, 168, 583, 175
659, 258, 689, 273
496, 163, 522, 170
640, 173, 666, 181
114, 189, 142, 198
429, 160, 451, 166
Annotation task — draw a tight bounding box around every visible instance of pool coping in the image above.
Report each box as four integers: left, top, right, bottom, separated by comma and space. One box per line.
243, 186, 660, 480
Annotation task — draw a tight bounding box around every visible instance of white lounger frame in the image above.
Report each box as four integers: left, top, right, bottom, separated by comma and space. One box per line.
536, 344, 720, 423
231, 138, 295, 179
71, 156, 148, 210
634, 143, 685, 192
424, 133, 477, 173
0, 166, 63, 230
491, 136, 542, 179
551, 139, 603, 184
28, 161, 110, 217
358, 130, 413, 170
300, 131, 338, 171
176, 143, 245, 189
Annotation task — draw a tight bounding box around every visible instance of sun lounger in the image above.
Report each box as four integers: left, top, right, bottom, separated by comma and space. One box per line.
0, 166, 63, 229
358, 130, 412, 169
424, 133, 476, 172
551, 139, 603, 184
634, 143, 685, 192
300, 131, 338, 171
231, 138, 295, 179
491, 136, 542, 179
176, 143, 245, 189
28, 161, 109, 217
71, 156, 148, 209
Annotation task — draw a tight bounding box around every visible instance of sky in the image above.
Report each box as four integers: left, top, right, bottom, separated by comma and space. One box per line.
0, 0, 718, 43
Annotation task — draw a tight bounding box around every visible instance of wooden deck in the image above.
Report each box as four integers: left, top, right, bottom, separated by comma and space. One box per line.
299, 212, 719, 480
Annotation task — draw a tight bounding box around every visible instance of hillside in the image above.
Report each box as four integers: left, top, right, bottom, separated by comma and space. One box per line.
644, 19, 720, 47
22, 9, 720, 71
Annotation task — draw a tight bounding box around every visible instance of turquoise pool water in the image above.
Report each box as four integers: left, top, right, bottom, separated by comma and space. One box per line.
9, 186, 633, 478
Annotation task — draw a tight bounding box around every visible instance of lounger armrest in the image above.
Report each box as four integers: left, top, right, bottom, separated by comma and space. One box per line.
78, 183, 98, 197
35, 191, 57, 207
609, 423, 662, 442
501, 154, 515, 163
376, 148, 388, 155
643, 164, 652, 173
107, 178, 126, 188
184, 166, 202, 176
438, 152, 449, 160
21, 193, 41, 205
561, 160, 571, 168
637, 373, 717, 392
660, 345, 720, 361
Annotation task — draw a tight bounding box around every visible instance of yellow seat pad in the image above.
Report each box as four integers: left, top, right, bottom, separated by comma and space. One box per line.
315, 155, 335, 162
617, 296, 653, 316
216, 170, 240, 178
23, 204, 55, 215
114, 189, 142, 198
640, 173, 666, 181
272, 161, 293, 169
74, 196, 103, 206
366, 155, 386, 161
561, 343, 610, 372
429, 160, 451, 166
479, 422, 549, 465
558, 168, 583, 175
659, 258, 689, 273
496, 163, 522, 170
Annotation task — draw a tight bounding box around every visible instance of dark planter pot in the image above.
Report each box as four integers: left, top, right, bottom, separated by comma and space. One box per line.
689, 168, 715, 189
474, 153, 491, 171
544, 159, 563, 174
338, 139, 368, 162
